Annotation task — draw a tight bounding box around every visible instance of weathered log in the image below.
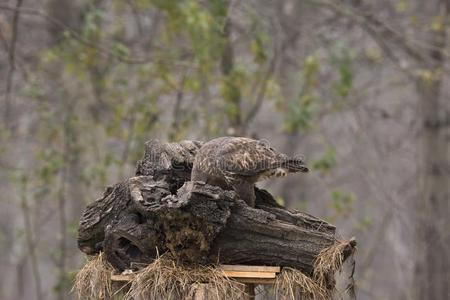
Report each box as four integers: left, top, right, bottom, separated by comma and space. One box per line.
77, 140, 337, 275
135, 139, 203, 192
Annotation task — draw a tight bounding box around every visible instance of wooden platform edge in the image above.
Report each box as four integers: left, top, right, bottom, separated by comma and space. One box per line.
110, 274, 276, 285
110, 265, 281, 284
222, 271, 276, 278
218, 265, 280, 273
111, 274, 133, 282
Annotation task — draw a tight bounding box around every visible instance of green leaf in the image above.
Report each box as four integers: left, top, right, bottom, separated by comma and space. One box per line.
303, 55, 320, 86
112, 42, 130, 59
331, 49, 353, 100
331, 189, 356, 214
251, 34, 268, 64
312, 147, 337, 172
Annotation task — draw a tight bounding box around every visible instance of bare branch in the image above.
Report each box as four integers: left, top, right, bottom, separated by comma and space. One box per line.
305, 0, 450, 66
3, 0, 24, 128
56, 104, 72, 300
169, 75, 187, 141
221, 0, 242, 132
243, 47, 278, 128
19, 178, 43, 300
0, 4, 197, 69
243, 25, 302, 130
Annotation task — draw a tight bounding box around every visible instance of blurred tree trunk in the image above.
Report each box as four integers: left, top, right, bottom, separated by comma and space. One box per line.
416, 78, 449, 298
46, 1, 84, 299
327, 0, 450, 296
414, 1, 450, 298
276, 0, 307, 209
3, 0, 23, 130
220, 0, 242, 135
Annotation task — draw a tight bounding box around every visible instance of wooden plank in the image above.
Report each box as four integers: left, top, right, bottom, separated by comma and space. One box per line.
111, 273, 276, 285
111, 274, 134, 282
110, 272, 278, 281
111, 274, 276, 284
222, 271, 276, 278
219, 265, 280, 273
237, 278, 276, 284
110, 265, 280, 283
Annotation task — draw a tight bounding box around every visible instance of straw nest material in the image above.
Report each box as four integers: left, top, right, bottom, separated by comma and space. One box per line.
73, 254, 245, 300
313, 239, 355, 291
126, 255, 245, 300
73, 240, 355, 300
73, 252, 114, 300
275, 267, 327, 300
273, 239, 356, 300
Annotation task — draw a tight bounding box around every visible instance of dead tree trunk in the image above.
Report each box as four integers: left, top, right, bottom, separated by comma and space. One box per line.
78, 140, 338, 275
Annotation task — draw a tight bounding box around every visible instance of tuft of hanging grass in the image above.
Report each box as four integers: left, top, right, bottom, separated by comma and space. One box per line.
313, 239, 356, 293
275, 267, 327, 300
73, 252, 113, 300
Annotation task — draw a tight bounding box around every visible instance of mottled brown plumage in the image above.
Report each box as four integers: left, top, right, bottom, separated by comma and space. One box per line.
191, 137, 309, 207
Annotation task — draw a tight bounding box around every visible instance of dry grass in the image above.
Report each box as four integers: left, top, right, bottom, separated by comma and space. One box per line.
275, 267, 327, 300
73, 252, 114, 300
273, 239, 355, 300
126, 255, 245, 300
313, 239, 354, 292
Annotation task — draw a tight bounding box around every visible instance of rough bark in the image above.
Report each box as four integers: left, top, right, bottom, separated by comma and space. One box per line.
135, 139, 203, 192
78, 139, 337, 276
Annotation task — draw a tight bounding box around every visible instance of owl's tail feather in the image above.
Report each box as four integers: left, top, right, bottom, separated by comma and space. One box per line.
282, 158, 309, 173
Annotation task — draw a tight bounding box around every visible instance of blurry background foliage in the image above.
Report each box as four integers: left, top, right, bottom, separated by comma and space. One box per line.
0, 0, 448, 299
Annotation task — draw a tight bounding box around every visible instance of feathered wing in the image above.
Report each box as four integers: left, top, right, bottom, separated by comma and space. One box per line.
218, 137, 309, 177
191, 136, 309, 207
